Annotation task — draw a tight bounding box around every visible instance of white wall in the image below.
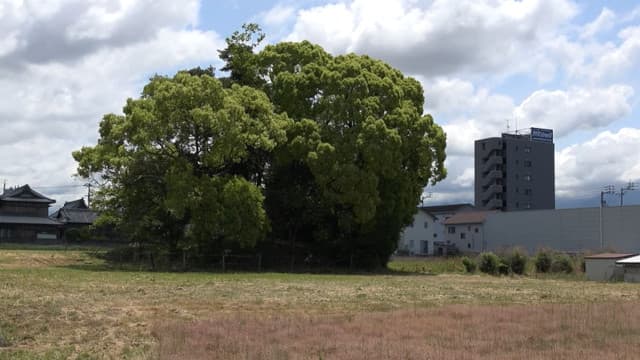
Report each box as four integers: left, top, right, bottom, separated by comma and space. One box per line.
483, 205, 640, 253
445, 223, 484, 253
399, 210, 444, 255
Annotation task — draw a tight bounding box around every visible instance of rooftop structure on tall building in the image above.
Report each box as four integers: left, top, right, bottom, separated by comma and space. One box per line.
474, 127, 555, 211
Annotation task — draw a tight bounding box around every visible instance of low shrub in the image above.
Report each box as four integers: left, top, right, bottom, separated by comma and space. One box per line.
462, 257, 477, 273
478, 252, 500, 275
551, 254, 575, 274
509, 249, 528, 275
535, 250, 553, 273
498, 260, 510, 275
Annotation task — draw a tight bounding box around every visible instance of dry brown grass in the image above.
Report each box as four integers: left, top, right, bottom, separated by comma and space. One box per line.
2, 249, 640, 359
153, 302, 640, 360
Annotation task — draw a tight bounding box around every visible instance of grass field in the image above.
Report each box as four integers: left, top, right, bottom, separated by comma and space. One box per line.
1, 249, 640, 359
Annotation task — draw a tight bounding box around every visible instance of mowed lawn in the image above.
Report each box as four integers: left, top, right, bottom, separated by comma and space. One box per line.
1, 250, 640, 359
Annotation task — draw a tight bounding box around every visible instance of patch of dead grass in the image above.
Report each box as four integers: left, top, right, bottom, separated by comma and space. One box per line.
153, 302, 640, 360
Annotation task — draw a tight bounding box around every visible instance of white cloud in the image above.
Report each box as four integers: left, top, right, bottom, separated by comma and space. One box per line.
556, 128, 640, 199
0, 1, 223, 206
580, 7, 615, 39
286, 0, 577, 78
261, 4, 296, 26
515, 85, 634, 137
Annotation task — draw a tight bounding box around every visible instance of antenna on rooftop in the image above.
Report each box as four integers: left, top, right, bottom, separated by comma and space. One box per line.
505, 118, 510, 133
2, 179, 6, 193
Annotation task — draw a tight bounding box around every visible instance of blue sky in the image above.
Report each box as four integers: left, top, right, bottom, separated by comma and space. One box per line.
0, 0, 639, 208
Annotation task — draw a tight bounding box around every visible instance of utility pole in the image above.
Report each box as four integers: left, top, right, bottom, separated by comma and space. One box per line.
619, 182, 637, 206
600, 185, 615, 249
84, 183, 92, 208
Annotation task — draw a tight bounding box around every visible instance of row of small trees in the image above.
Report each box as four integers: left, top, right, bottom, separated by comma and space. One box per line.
462, 249, 578, 275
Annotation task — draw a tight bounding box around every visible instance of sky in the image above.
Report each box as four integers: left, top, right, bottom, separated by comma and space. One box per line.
1, 0, 639, 209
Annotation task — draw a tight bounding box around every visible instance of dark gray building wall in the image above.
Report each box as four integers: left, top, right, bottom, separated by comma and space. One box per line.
483, 205, 640, 253
475, 130, 555, 211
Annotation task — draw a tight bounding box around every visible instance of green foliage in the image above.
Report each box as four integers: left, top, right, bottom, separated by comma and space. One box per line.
535, 249, 553, 273
478, 252, 500, 275
462, 257, 477, 273
73, 70, 288, 259
255, 38, 447, 267
75, 24, 447, 269
507, 249, 528, 275
551, 254, 575, 274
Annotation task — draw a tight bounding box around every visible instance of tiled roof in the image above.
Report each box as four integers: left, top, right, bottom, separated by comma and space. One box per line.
584, 253, 636, 260
62, 199, 88, 209
419, 203, 475, 214
51, 209, 98, 225
0, 184, 55, 204
443, 211, 494, 225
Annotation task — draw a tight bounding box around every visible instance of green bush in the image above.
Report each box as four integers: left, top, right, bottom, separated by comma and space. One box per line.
497, 260, 510, 275
509, 249, 528, 275
478, 252, 500, 275
551, 253, 575, 274
462, 257, 477, 273
534, 250, 552, 273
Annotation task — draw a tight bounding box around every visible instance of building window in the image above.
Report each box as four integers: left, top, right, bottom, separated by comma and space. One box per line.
460, 233, 466, 239
515, 145, 519, 151
516, 202, 519, 208
475, 227, 479, 233
433, 233, 437, 238
524, 175, 531, 181
468, 243, 471, 248
524, 188, 532, 195
409, 240, 414, 248
482, 143, 486, 150
524, 146, 531, 153
448, 227, 456, 234
515, 174, 519, 180
424, 221, 429, 228
526, 203, 532, 209
516, 187, 519, 193
515, 160, 519, 165
524, 160, 532, 167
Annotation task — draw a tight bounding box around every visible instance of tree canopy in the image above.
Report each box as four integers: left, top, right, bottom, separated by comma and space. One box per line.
74, 24, 446, 269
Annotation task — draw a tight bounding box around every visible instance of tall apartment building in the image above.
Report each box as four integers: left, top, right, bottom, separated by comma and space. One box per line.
474, 128, 555, 211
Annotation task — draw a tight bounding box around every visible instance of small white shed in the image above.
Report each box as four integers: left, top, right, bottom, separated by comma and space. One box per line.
584, 253, 635, 281
616, 255, 640, 283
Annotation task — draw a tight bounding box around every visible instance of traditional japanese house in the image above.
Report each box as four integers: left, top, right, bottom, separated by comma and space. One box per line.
50, 198, 98, 228
0, 184, 62, 243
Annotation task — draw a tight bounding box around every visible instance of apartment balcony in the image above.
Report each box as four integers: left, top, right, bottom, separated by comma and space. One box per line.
482, 155, 503, 173
481, 185, 503, 201
482, 170, 503, 188
483, 198, 503, 210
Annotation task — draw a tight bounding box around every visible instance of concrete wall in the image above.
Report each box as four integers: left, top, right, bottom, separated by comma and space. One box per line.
585, 259, 624, 281
483, 205, 640, 253
399, 210, 443, 255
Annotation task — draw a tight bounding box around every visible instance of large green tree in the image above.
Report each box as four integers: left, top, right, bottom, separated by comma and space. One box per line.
73, 71, 287, 258
220, 26, 447, 267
